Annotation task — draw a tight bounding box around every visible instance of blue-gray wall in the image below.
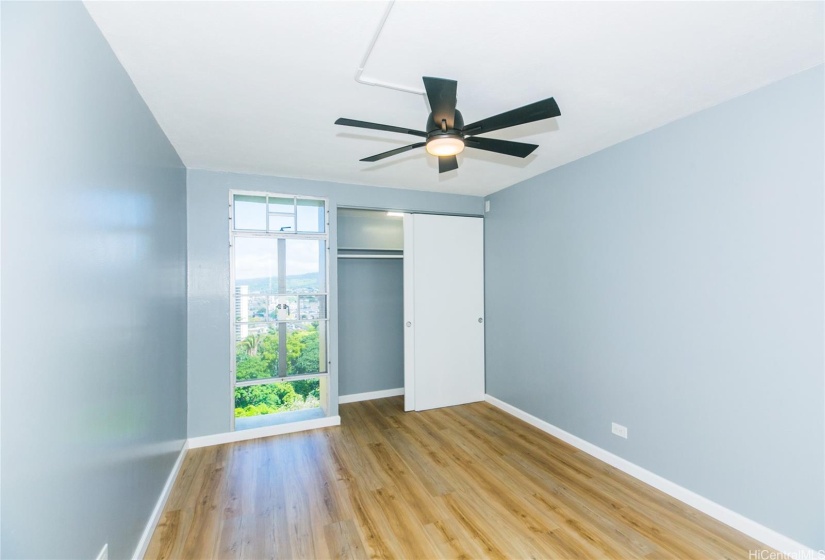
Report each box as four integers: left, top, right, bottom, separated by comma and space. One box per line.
1, 3, 188, 558
484, 66, 825, 549
186, 169, 482, 438
339, 259, 404, 396
338, 209, 404, 251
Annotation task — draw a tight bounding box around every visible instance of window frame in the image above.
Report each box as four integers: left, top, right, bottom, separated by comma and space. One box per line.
228, 190, 330, 429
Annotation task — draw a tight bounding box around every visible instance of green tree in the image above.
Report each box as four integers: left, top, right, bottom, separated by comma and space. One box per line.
290, 378, 320, 400
240, 332, 265, 357
236, 353, 268, 381
234, 323, 322, 417
288, 323, 320, 374
258, 329, 280, 375
234, 382, 299, 410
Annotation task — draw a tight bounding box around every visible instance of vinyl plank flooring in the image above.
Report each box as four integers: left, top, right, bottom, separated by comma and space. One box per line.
145, 397, 769, 559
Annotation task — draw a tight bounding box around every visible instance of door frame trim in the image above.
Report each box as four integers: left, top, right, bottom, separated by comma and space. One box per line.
403, 213, 416, 411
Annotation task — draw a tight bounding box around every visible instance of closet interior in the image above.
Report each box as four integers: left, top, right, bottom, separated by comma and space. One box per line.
337, 208, 405, 399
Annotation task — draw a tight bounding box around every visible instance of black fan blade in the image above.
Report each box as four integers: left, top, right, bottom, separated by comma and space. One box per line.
438, 155, 458, 173
335, 118, 427, 138
360, 142, 426, 162
423, 77, 457, 129
464, 136, 538, 158
462, 98, 560, 136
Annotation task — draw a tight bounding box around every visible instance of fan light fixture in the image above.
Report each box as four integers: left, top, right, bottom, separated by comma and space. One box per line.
335, 76, 560, 174
426, 136, 465, 157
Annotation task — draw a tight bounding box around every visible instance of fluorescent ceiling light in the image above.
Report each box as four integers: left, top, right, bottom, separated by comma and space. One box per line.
386, 212, 404, 217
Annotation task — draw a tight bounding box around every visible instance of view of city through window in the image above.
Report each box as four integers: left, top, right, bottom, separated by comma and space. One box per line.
231, 194, 328, 421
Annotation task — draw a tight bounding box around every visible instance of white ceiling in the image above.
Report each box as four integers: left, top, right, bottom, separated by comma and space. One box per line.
85, 1, 823, 197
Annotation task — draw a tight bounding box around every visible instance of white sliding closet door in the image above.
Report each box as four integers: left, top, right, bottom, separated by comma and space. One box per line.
404, 214, 485, 412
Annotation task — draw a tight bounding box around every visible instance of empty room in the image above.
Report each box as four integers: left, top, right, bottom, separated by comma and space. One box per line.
1, 1, 823, 559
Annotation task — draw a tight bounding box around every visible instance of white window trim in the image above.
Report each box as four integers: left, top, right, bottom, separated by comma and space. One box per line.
228, 190, 331, 431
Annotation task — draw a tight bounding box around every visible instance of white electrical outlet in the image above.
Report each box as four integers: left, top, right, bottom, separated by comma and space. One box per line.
96, 544, 108, 560
485, 200, 491, 212
611, 422, 628, 439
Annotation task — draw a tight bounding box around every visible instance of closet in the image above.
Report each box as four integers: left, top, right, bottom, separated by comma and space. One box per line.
337, 209, 405, 398
337, 208, 485, 410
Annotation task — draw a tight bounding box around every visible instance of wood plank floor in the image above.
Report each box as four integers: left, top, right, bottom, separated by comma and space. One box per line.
146, 397, 767, 559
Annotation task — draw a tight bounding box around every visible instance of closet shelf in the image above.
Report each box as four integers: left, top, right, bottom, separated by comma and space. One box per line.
338, 253, 403, 259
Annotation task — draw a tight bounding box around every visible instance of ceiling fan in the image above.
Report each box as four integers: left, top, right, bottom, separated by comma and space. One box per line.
335, 77, 560, 174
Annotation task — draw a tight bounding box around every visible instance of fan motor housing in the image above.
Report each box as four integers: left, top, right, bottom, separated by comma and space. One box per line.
426, 109, 464, 135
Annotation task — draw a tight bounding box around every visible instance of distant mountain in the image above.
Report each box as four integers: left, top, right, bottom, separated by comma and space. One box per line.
236, 272, 321, 293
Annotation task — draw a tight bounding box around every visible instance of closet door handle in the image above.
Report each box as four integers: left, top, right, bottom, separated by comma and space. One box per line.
406, 321, 412, 327
478, 318, 483, 323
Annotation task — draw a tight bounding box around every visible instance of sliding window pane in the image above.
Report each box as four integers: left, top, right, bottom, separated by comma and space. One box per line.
235, 324, 279, 380
235, 288, 250, 323
268, 214, 294, 233
234, 237, 278, 295
298, 295, 326, 320
244, 296, 268, 323
297, 199, 325, 233
234, 378, 320, 419
284, 239, 326, 293
267, 197, 294, 214
286, 321, 327, 375
233, 195, 267, 231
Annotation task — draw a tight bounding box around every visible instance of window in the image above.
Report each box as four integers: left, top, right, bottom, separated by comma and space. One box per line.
230, 193, 328, 425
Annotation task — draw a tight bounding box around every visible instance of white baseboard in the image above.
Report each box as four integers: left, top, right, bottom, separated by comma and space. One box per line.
339, 387, 404, 404
132, 440, 189, 560
483, 394, 815, 557
187, 415, 341, 449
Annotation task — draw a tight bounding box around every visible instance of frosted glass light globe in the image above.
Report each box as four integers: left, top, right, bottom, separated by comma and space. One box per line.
426, 136, 465, 157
